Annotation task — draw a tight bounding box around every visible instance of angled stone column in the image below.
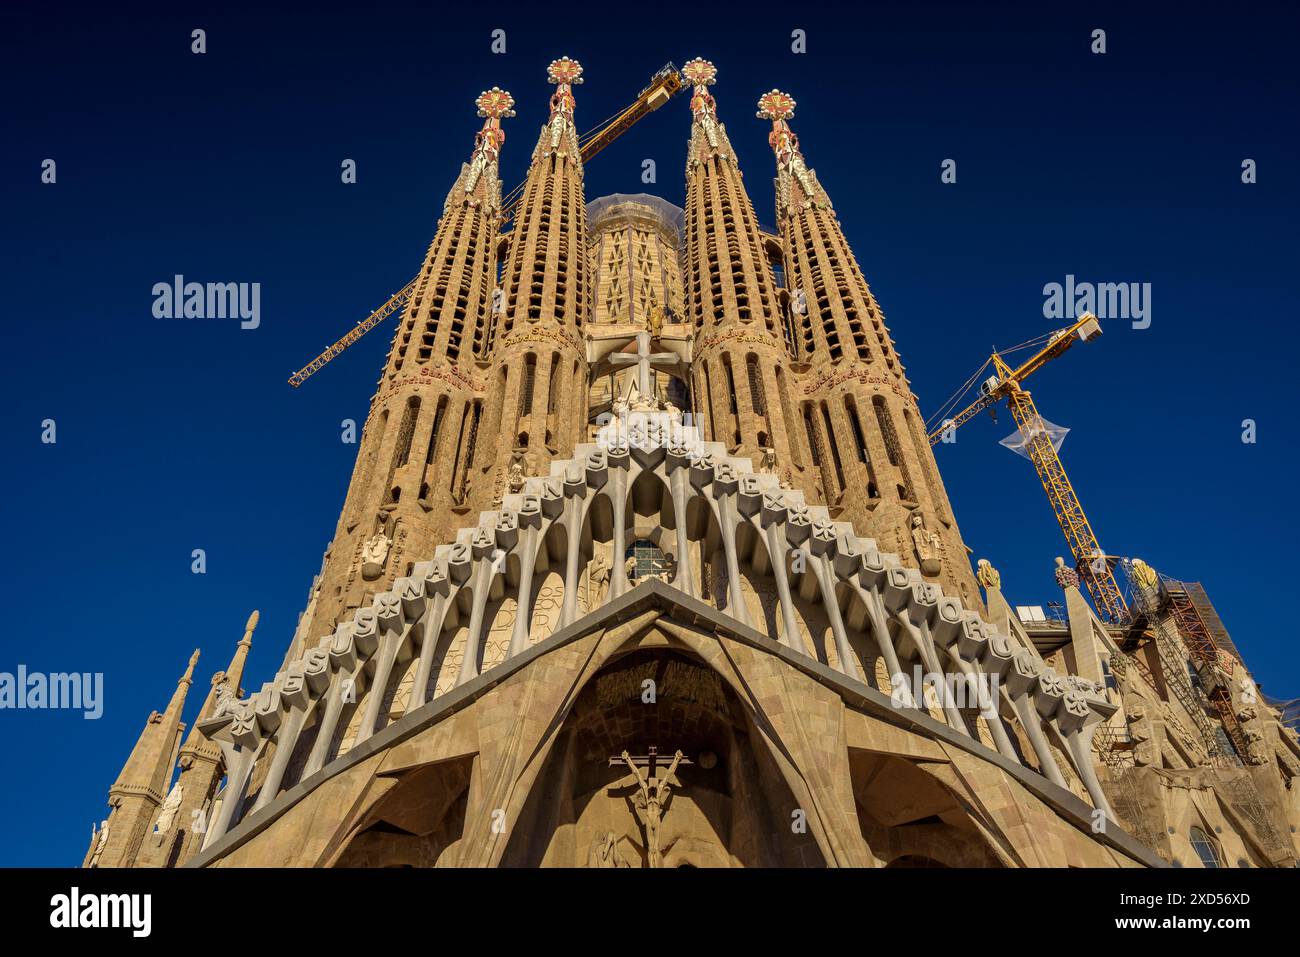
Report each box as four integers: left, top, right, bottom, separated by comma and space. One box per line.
409, 559, 454, 710
1004, 649, 1068, 789
457, 527, 501, 686
356, 590, 412, 744
508, 522, 541, 658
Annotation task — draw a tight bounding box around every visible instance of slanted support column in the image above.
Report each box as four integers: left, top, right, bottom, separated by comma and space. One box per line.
668, 462, 697, 598
457, 536, 498, 686
1059, 702, 1117, 820
1004, 651, 1068, 788
356, 596, 410, 745
410, 590, 452, 710
559, 494, 584, 626
251, 705, 308, 814
608, 466, 630, 600
714, 490, 750, 628
508, 525, 540, 658
941, 645, 1019, 762
763, 521, 802, 650
205, 740, 255, 848
896, 611, 969, 737
856, 585, 909, 702
811, 552, 859, 682
303, 636, 365, 779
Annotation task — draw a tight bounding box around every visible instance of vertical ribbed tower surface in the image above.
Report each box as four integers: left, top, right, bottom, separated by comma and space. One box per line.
293, 88, 516, 657
476, 56, 592, 504
753, 87, 982, 607
679, 59, 803, 489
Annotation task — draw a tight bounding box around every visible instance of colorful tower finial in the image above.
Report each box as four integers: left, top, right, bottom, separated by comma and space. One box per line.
542, 58, 583, 157
682, 57, 717, 87
477, 86, 516, 119
756, 88, 826, 213
756, 89, 796, 121
683, 58, 725, 157
547, 56, 584, 86
461, 88, 514, 203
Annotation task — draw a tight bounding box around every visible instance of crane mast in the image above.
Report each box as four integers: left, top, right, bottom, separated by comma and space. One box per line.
288, 63, 683, 388
928, 312, 1128, 623
999, 375, 1128, 623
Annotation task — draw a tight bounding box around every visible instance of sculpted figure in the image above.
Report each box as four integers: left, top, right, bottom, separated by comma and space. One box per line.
154, 782, 183, 835
911, 514, 943, 576
629, 384, 658, 413
212, 675, 238, 717
610, 395, 630, 429
760, 447, 778, 474
587, 830, 628, 868
89, 820, 110, 867
646, 302, 665, 338
361, 515, 392, 581
621, 749, 684, 868
588, 553, 610, 606
506, 456, 526, 495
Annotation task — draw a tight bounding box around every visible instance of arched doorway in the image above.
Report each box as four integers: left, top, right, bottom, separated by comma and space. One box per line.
501, 648, 824, 867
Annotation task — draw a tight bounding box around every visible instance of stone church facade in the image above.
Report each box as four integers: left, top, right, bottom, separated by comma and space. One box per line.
86, 58, 1300, 869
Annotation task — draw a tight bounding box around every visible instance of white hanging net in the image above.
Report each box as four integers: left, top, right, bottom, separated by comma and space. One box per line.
998, 416, 1069, 460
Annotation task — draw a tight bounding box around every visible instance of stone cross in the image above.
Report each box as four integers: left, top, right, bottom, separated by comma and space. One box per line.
609, 746, 691, 867
609, 331, 676, 401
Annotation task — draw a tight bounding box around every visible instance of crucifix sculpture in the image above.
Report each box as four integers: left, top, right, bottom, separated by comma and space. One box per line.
608, 331, 676, 404
610, 746, 690, 868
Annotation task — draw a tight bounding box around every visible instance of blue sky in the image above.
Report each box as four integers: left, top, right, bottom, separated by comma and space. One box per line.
2, 1, 1297, 865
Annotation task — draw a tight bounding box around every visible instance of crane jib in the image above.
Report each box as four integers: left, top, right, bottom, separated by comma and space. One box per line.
287, 67, 683, 389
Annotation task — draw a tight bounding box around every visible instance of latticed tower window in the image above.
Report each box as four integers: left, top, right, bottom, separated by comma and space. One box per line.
384, 397, 421, 504
746, 355, 767, 416
1189, 826, 1220, 868
625, 540, 669, 581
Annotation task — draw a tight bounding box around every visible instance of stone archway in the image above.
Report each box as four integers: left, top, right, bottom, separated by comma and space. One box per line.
500, 647, 824, 867
848, 749, 1006, 867
331, 755, 474, 867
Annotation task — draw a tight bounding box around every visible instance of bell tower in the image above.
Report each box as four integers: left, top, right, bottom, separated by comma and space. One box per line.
756, 89, 981, 606
293, 88, 517, 656
475, 58, 593, 504
680, 59, 801, 474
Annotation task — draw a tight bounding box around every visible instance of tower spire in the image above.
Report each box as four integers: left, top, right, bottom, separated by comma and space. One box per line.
755, 88, 982, 606
136, 611, 259, 868
450, 87, 516, 214
756, 90, 830, 215
290, 91, 516, 653
476, 57, 592, 498
680, 58, 796, 470
86, 648, 198, 867
538, 56, 584, 161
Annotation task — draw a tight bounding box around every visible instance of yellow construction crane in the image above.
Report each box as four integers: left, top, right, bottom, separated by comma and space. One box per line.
288, 62, 684, 389
926, 312, 1129, 623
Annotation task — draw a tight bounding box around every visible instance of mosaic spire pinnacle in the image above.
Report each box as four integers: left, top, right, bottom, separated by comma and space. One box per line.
757, 88, 828, 213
